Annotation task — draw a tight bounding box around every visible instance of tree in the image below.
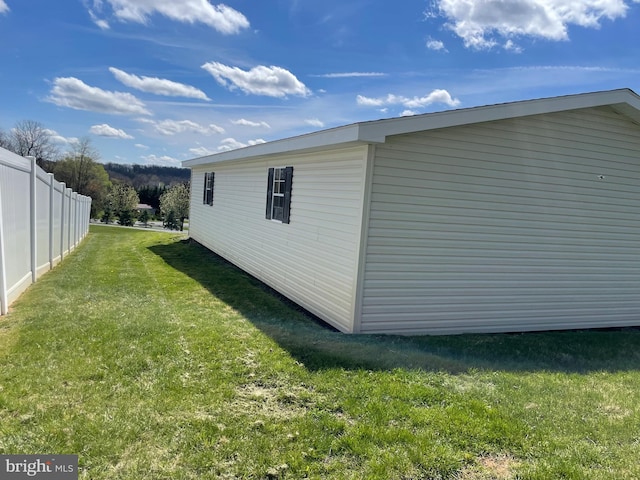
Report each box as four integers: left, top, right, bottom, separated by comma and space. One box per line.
139, 209, 150, 226
54, 138, 111, 217
9, 120, 59, 165
106, 184, 139, 227
57, 137, 101, 192
118, 209, 136, 227
101, 207, 114, 224
160, 183, 190, 231
0, 128, 12, 150
163, 211, 179, 231
138, 184, 167, 211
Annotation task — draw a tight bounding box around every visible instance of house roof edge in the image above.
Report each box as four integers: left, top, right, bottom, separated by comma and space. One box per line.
183, 88, 640, 168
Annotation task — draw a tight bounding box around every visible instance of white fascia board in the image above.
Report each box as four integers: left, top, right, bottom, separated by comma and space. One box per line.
183, 123, 365, 168
183, 89, 640, 169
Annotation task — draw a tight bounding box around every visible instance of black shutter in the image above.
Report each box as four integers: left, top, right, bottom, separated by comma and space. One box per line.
202, 172, 208, 205
282, 166, 293, 224
209, 172, 215, 205
265, 167, 274, 219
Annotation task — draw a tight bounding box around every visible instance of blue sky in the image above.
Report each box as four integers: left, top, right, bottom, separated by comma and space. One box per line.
1, 0, 639, 166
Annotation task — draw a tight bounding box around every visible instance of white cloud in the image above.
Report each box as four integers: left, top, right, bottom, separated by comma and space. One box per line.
140, 153, 180, 166
401, 110, 418, 117
218, 137, 266, 151
313, 72, 387, 78
109, 67, 210, 100
432, 0, 633, 50
48, 77, 151, 115
88, 7, 110, 29
91, 0, 249, 34
189, 146, 216, 157
43, 129, 78, 145
357, 89, 460, 109
231, 118, 271, 128
201, 62, 311, 98
504, 39, 523, 53
0, 1, 9, 14
356, 95, 386, 107
305, 118, 324, 128
94, 18, 110, 29
134, 143, 149, 149
404, 90, 461, 108
426, 38, 447, 51
89, 123, 134, 139
142, 118, 225, 136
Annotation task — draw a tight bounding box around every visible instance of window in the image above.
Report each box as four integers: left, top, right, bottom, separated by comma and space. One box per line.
265, 166, 293, 223
202, 172, 214, 205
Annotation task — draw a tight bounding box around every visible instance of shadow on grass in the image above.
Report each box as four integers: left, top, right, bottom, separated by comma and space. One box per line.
149, 239, 640, 374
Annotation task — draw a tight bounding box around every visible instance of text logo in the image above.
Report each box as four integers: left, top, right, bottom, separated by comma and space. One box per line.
0, 455, 78, 479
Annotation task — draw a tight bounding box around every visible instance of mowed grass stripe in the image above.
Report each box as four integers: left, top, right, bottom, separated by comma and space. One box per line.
0, 224, 639, 479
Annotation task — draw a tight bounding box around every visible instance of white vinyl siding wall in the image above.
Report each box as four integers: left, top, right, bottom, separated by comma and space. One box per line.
360, 106, 640, 334
189, 146, 369, 332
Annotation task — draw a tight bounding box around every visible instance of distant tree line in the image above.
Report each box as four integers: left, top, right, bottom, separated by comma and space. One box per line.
103, 162, 190, 189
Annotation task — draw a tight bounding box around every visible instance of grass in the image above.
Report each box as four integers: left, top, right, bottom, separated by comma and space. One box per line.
1, 224, 640, 479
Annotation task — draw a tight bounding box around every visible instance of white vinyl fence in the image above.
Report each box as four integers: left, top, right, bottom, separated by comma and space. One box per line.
0, 147, 91, 314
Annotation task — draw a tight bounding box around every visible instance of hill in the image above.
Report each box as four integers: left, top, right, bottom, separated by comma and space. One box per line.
103, 162, 190, 189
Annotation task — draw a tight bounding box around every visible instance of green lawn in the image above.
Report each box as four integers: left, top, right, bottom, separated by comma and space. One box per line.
1, 225, 639, 479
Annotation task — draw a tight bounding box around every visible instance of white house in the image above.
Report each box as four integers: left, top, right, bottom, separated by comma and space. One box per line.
183, 89, 640, 335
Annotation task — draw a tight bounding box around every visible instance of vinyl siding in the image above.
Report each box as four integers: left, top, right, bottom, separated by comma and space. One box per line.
189, 145, 369, 332
360, 106, 640, 334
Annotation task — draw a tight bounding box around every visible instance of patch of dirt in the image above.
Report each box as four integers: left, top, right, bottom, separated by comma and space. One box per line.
599, 403, 631, 420
233, 381, 318, 420
456, 453, 520, 480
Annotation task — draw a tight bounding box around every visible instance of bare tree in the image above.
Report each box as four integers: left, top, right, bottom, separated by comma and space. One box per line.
0, 128, 13, 150
65, 136, 101, 193
10, 120, 59, 163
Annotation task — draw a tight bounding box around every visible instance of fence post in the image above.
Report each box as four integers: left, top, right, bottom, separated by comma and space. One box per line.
0, 180, 7, 315
72, 192, 78, 248
49, 173, 55, 269
28, 156, 36, 283
83, 197, 88, 239
67, 188, 73, 252
60, 182, 66, 260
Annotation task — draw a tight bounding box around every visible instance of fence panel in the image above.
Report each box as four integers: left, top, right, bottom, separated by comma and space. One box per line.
36, 170, 51, 277
62, 187, 70, 255
0, 148, 91, 314
52, 181, 63, 265
0, 157, 31, 307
